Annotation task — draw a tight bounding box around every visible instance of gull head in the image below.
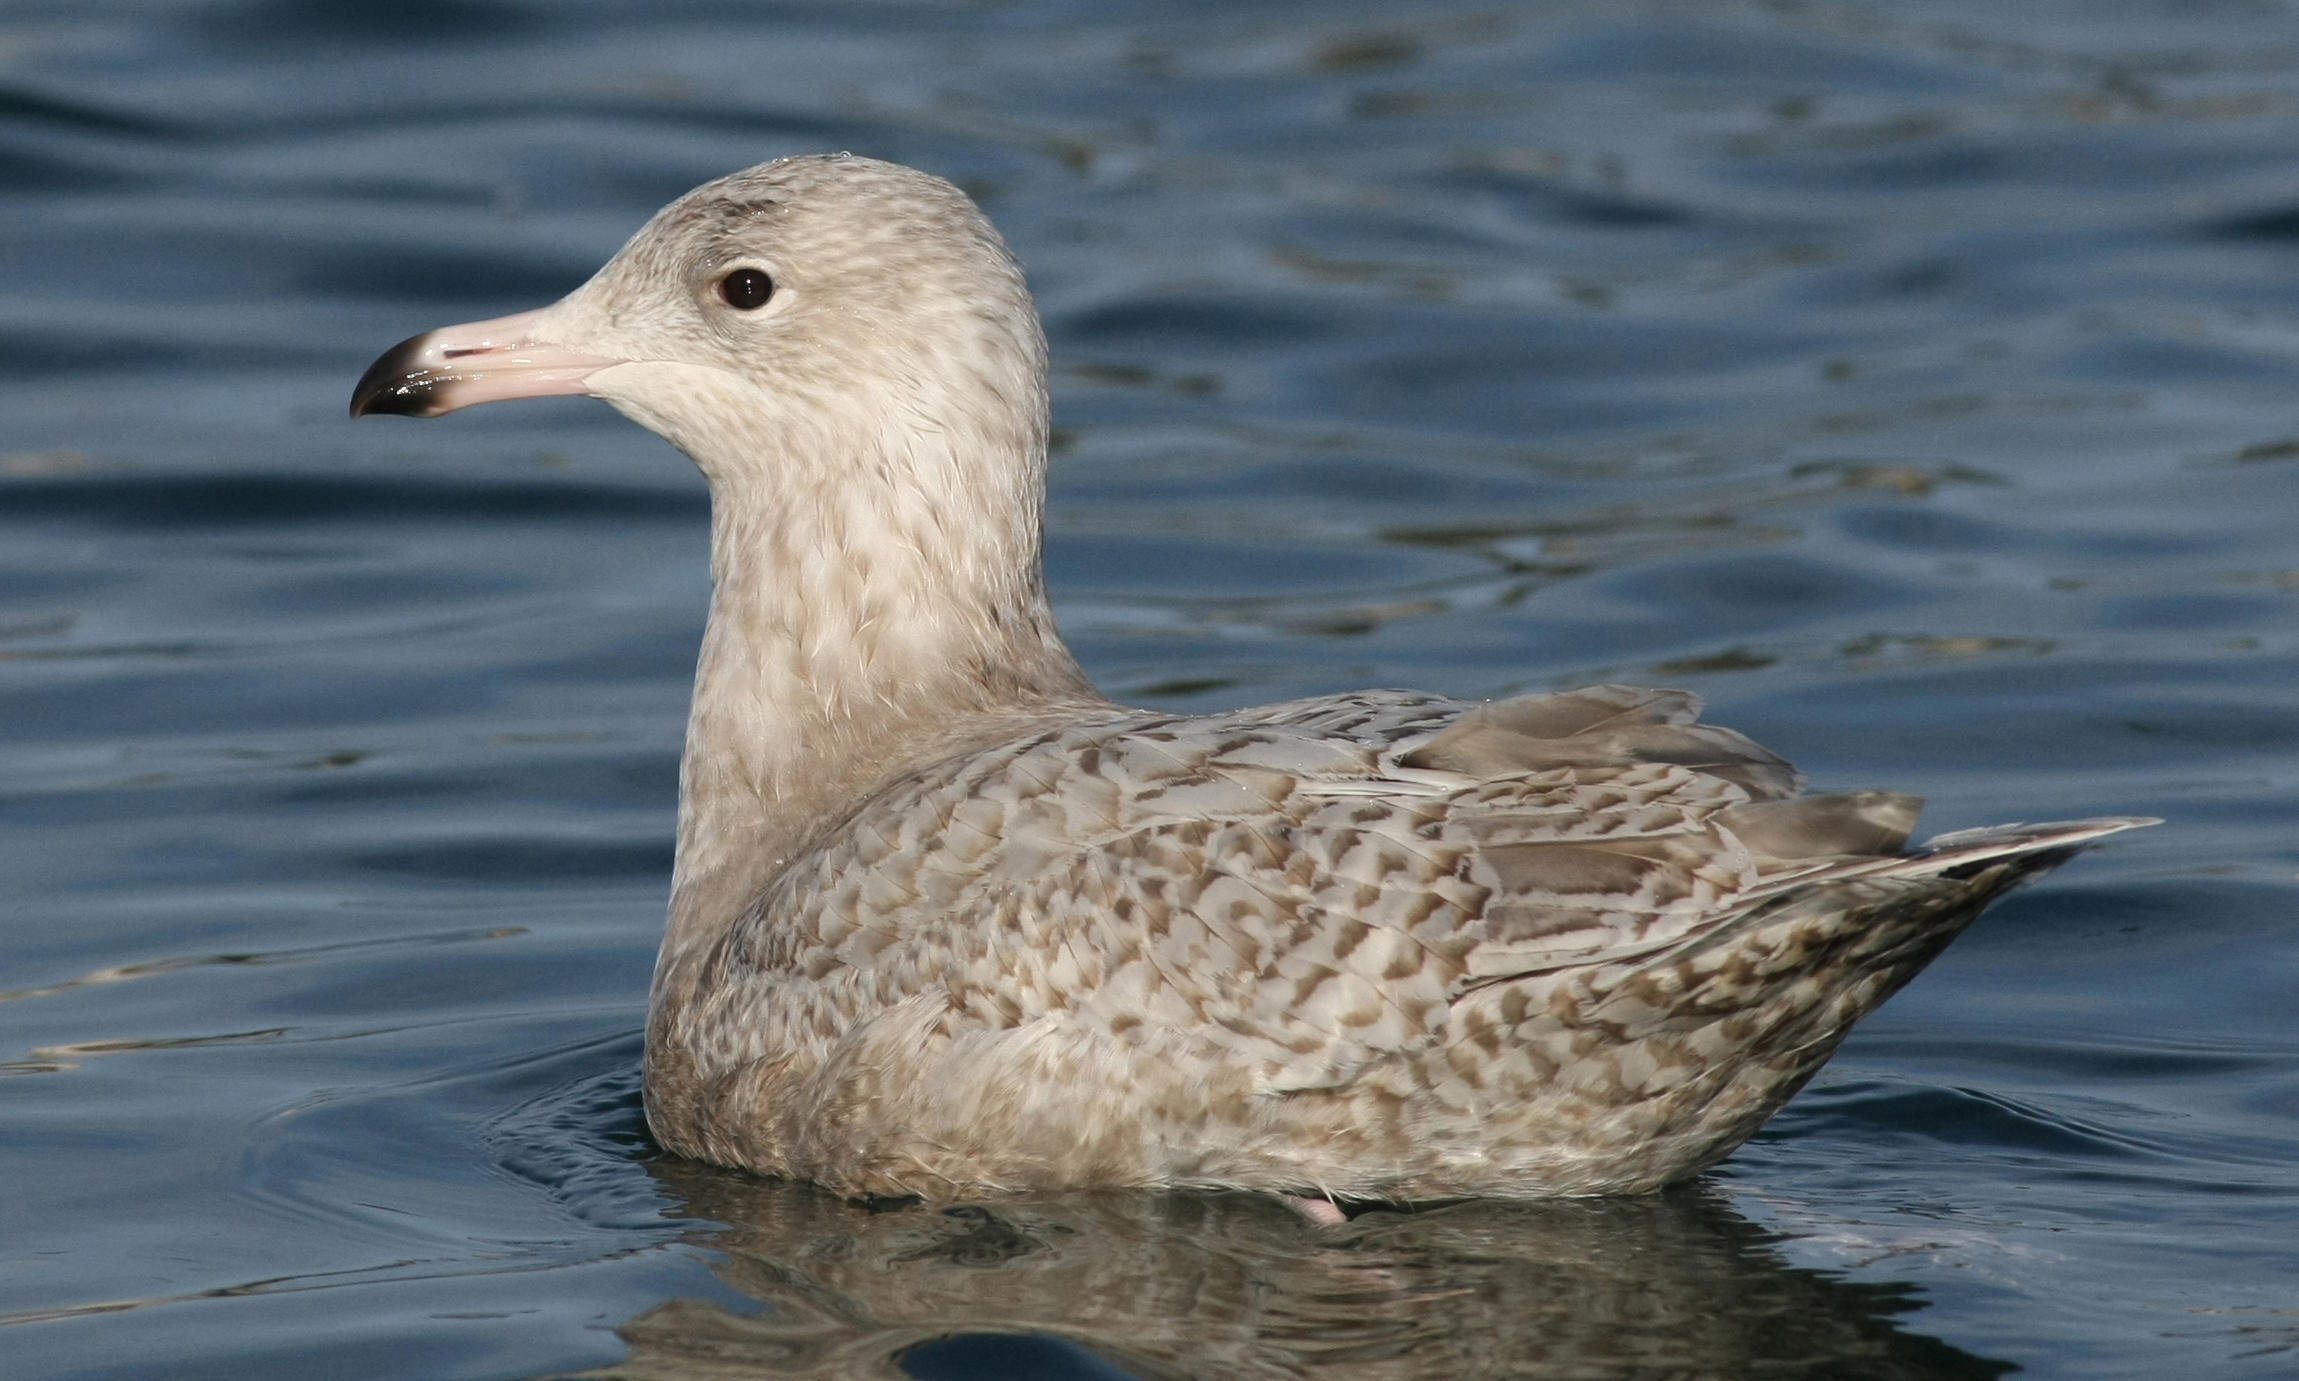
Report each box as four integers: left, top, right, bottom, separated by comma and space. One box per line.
350, 154, 1085, 735
350, 154, 1049, 491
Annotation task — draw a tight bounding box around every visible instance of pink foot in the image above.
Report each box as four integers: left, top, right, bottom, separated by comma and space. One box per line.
1282, 1194, 1347, 1226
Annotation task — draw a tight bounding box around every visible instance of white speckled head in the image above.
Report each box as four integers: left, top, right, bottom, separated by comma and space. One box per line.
546, 156, 1047, 504
359, 155, 1054, 617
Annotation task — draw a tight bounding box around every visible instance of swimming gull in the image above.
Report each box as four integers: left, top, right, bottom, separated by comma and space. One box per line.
351, 154, 2153, 1211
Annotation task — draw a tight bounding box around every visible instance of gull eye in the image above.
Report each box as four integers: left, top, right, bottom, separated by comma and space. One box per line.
717, 268, 774, 310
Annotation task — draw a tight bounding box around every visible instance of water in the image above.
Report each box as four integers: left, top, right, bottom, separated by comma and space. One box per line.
2, 1, 2296, 1376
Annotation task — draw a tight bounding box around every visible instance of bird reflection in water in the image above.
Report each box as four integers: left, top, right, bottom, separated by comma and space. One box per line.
553, 1158, 2010, 1381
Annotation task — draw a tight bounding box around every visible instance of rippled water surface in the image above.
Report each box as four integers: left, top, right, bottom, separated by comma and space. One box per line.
4, 2, 2298, 1377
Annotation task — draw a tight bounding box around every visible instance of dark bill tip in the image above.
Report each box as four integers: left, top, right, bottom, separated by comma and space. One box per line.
349, 331, 448, 419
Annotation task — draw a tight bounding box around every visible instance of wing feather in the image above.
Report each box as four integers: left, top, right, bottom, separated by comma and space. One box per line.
693, 687, 2150, 1128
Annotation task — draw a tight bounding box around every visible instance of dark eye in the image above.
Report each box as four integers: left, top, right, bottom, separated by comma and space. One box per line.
717, 268, 774, 310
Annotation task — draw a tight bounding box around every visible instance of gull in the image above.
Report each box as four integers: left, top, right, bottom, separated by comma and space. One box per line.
352, 154, 2151, 1216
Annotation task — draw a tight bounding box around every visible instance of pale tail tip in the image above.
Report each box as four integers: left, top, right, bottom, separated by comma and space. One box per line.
1919, 814, 2162, 855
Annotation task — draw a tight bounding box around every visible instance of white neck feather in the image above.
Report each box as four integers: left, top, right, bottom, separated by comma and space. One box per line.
598, 364, 1097, 972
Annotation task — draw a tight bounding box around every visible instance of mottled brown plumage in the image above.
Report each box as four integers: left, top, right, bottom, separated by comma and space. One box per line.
354, 154, 2152, 1204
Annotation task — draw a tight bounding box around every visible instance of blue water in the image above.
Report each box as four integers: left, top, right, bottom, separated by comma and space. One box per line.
3, 2, 2297, 1377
